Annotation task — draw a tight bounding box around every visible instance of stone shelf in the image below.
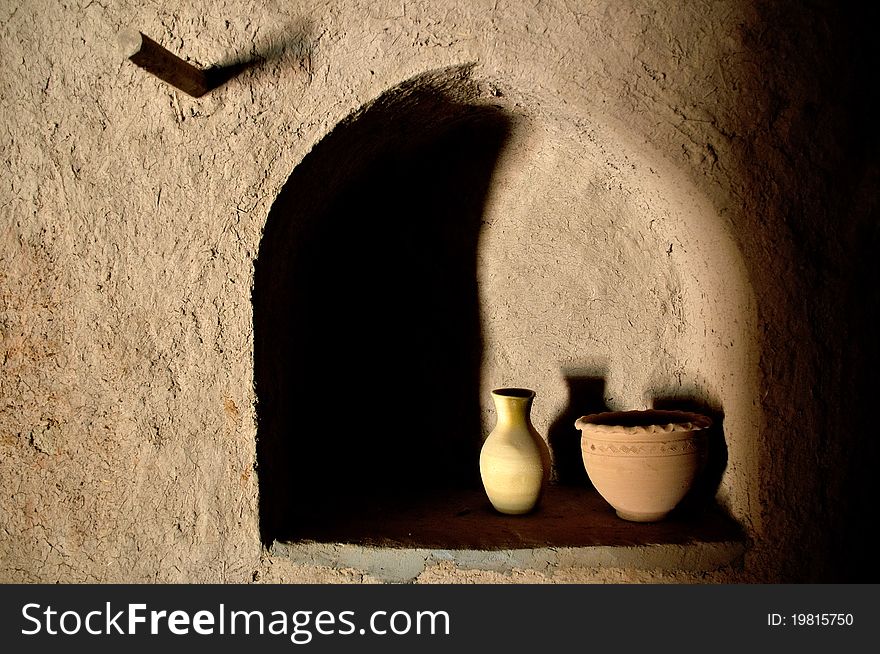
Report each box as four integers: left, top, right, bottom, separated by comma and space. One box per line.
271, 484, 747, 582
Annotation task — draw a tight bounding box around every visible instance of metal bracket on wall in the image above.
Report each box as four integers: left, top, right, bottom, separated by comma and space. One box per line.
119, 29, 255, 98
119, 29, 211, 97
119, 22, 316, 98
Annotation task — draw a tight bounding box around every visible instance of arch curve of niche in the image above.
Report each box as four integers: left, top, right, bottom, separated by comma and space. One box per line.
253, 65, 761, 546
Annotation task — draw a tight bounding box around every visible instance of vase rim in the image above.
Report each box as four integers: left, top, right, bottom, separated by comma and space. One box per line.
574, 409, 712, 434
491, 387, 536, 399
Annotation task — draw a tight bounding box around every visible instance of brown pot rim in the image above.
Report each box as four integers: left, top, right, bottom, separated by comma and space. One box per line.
574, 409, 712, 434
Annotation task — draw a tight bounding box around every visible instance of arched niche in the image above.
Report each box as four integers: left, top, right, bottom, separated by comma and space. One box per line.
254, 66, 753, 555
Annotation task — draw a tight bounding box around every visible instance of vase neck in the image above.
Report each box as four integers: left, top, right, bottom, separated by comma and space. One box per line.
492, 390, 534, 426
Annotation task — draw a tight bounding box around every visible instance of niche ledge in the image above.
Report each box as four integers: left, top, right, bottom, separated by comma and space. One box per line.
269, 485, 747, 583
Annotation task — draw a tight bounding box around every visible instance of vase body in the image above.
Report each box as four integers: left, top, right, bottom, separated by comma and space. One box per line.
479, 388, 551, 515
575, 409, 711, 522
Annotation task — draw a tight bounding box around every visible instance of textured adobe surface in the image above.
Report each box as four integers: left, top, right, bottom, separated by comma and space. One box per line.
1, 0, 874, 582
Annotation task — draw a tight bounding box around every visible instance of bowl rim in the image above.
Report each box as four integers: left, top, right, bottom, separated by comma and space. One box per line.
574, 409, 712, 434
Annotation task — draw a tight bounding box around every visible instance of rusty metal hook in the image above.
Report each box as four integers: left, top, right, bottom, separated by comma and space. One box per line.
119, 29, 212, 98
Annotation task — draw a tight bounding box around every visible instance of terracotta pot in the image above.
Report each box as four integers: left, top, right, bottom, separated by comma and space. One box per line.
480, 388, 551, 515
574, 409, 711, 522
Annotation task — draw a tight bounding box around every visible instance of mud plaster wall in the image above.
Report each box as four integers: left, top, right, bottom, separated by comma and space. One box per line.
0, 0, 875, 583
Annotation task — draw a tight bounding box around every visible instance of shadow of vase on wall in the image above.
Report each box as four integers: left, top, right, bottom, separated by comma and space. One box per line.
547, 372, 610, 487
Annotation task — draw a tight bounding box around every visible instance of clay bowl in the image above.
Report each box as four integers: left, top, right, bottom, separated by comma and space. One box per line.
574, 409, 712, 522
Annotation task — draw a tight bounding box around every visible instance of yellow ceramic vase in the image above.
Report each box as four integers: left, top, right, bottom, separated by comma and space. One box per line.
479, 388, 551, 515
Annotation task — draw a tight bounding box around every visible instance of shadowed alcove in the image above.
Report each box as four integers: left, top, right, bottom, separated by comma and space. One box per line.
254, 66, 511, 545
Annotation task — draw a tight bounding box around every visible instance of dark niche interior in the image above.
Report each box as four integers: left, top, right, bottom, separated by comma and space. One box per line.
254, 66, 510, 545
253, 66, 744, 551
